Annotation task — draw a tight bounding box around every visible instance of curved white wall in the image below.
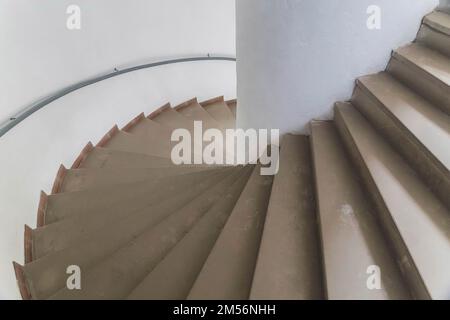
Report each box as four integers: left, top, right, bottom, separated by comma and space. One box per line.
0, 0, 235, 299
236, 0, 439, 134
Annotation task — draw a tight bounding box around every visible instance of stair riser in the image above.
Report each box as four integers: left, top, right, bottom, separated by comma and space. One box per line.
352, 85, 450, 209
387, 56, 450, 115
334, 109, 430, 300
417, 24, 450, 57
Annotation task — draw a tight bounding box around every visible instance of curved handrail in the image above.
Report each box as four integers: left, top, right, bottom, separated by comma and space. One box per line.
0, 55, 236, 138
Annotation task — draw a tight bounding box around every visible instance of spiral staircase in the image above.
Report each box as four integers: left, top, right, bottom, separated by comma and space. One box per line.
13, 10, 450, 300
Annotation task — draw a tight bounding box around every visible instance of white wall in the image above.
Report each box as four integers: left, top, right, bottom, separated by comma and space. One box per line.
439, 0, 450, 12
236, 0, 439, 134
0, 0, 235, 299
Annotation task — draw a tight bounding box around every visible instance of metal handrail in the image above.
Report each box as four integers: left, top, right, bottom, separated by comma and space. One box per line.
0, 55, 236, 138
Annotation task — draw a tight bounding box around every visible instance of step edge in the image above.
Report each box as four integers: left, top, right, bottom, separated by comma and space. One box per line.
122, 113, 146, 132
200, 96, 224, 106
174, 97, 198, 111
355, 76, 449, 175
392, 45, 450, 89
71, 142, 94, 169
12, 262, 32, 300
36, 191, 48, 227
51, 164, 68, 194
96, 125, 119, 147
148, 103, 171, 120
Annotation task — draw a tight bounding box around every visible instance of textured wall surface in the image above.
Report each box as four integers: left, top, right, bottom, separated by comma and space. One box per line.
236, 0, 439, 134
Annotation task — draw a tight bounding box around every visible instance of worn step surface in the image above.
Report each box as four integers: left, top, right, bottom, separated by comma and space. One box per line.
388, 43, 450, 114
188, 165, 273, 300
76, 147, 175, 169
335, 102, 450, 300
32, 169, 230, 259
40, 168, 227, 226
22, 169, 241, 299
418, 11, 450, 57
311, 121, 410, 300
58, 166, 213, 193
353, 72, 450, 208
100, 129, 173, 158
250, 134, 323, 300
201, 96, 236, 129
126, 166, 254, 300
48, 168, 245, 299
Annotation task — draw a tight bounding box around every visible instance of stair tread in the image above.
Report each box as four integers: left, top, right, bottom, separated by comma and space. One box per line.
124, 117, 173, 138
311, 121, 410, 300
60, 166, 213, 193
79, 147, 175, 169
126, 166, 253, 300
23, 169, 240, 299
188, 165, 273, 300
101, 130, 172, 158
48, 167, 244, 299
43, 168, 228, 225
336, 102, 450, 300
394, 44, 450, 87
424, 11, 450, 36
201, 98, 235, 129
250, 134, 323, 300
357, 72, 450, 171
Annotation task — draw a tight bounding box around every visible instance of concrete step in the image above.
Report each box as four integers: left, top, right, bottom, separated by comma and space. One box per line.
353, 72, 450, 208
335, 102, 450, 300
40, 168, 228, 226
310, 121, 410, 300
32, 169, 231, 260
57, 166, 214, 193
418, 11, 450, 57
21, 168, 242, 299
126, 166, 254, 300
250, 134, 323, 300
47, 168, 245, 299
75, 146, 175, 169
188, 165, 273, 300
98, 127, 172, 158
388, 43, 450, 114
201, 96, 236, 129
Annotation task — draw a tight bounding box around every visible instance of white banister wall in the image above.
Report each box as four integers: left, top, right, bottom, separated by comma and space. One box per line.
236, 0, 439, 135
0, 0, 235, 299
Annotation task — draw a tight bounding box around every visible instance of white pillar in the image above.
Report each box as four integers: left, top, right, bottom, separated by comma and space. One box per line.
236, 0, 439, 135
